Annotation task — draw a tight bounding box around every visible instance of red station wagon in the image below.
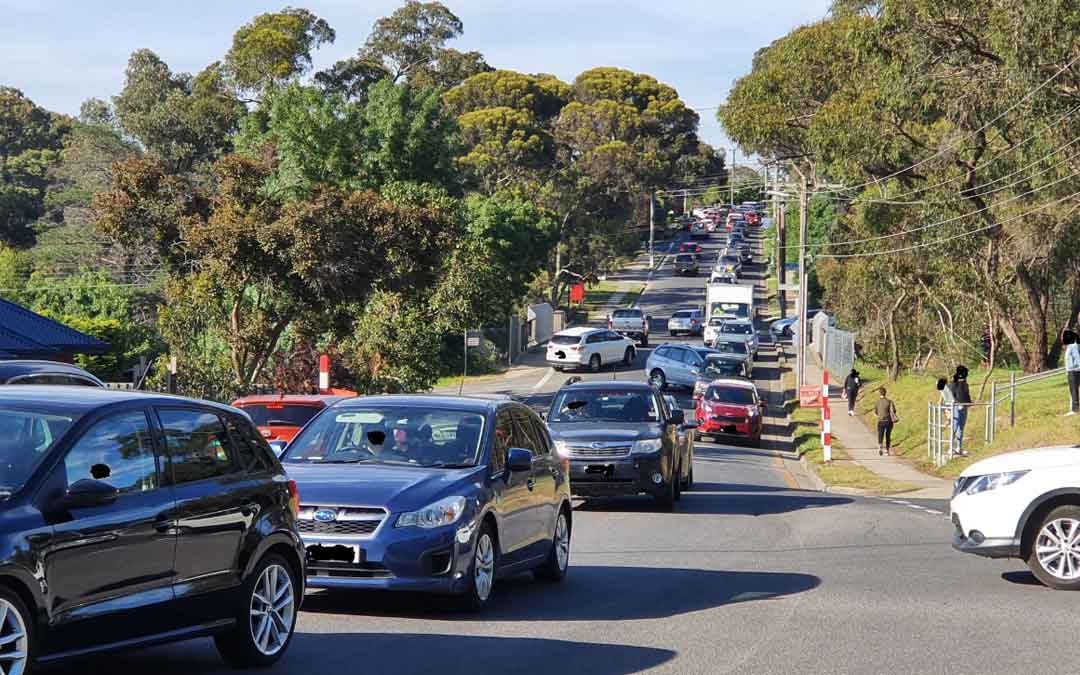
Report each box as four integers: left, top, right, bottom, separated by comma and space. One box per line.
231, 394, 347, 443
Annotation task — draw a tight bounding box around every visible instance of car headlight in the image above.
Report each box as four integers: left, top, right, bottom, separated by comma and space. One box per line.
631, 438, 662, 454
554, 440, 570, 457
396, 496, 467, 529
964, 471, 1029, 496
747, 407, 758, 417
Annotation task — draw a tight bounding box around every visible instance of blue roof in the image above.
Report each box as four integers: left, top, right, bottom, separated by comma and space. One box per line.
0, 300, 110, 357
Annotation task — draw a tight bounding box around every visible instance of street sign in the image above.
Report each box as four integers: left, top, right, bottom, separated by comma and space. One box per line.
465, 330, 482, 348
799, 385, 822, 408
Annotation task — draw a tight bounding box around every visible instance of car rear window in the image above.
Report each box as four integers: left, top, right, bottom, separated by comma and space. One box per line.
549, 390, 658, 423
672, 310, 694, 318
551, 334, 582, 345
612, 309, 643, 318
705, 386, 755, 405
715, 340, 748, 355
721, 323, 753, 334
238, 404, 321, 428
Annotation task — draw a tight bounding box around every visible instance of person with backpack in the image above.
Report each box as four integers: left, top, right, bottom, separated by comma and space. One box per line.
951, 365, 972, 454
843, 368, 861, 416
874, 387, 899, 456
1064, 330, 1080, 416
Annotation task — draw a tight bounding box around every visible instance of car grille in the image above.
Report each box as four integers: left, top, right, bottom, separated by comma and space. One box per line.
297, 505, 387, 538
566, 445, 632, 458
308, 561, 394, 579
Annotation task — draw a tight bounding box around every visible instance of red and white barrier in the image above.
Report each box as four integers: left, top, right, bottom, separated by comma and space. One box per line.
318, 354, 330, 394
822, 370, 832, 463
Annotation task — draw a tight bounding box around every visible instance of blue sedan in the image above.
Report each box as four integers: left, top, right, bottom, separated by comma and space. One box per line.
281, 395, 573, 610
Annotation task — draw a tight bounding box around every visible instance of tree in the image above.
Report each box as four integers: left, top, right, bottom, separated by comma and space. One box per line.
113, 50, 245, 173
339, 290, 442, 393
224, 8, 335, 100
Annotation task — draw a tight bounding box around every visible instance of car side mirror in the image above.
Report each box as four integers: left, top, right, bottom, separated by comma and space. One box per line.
507, 447, 533, 473
62, 478, 119, 509
669, 409, 686, 426
268, 440, 288, 457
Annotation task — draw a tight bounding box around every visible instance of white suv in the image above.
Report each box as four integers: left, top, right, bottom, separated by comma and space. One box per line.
951, 446, 1080, 589
546, 327, 637, 372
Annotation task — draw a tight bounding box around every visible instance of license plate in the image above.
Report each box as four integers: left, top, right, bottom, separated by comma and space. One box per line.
306, 542, 363, 564
585, 464, 613, 476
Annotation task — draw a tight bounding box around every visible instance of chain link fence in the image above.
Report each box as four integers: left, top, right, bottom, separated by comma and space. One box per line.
810, 313, 856, 378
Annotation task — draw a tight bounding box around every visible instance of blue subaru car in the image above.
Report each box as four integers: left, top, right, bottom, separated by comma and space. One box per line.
280, 395, 572, 610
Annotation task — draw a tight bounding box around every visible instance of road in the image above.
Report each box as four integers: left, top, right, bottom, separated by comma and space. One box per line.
46, 228, 1080, 674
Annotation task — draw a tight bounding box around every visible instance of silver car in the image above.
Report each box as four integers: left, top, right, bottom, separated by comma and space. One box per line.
708, 338, 754, 377
646, 343, 718, 390
668, 308, 704, 336
716, 319, 758, 355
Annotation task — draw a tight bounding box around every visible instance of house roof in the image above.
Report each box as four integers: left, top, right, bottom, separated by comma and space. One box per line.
0, 300, 110, 357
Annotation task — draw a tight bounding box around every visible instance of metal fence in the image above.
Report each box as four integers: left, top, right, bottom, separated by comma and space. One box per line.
985, 367, 1067, 443
823, 326, 856, 379
927, 402, 992, 468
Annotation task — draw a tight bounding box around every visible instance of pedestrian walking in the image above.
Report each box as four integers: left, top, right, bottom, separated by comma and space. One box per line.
874, 387, 899, 456
1064, 330, 1080, 416
951, 365, 972, 453
843, 368, 861, 416
937, 377, 962, 456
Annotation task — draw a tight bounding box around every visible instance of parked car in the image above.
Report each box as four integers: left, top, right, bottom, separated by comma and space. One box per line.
646, 343, 718, 390
0, 360, 104, 387
692, 354, 752, 398
0, 387, 305, 670
673, 253, 700, 276
694, 378, 766, 445
547, 381, 692, 510
232, 394, 347, 445
609, 307, 651, 346
664, 393, 695, 491
547, 327, 637, 372
716, 318, 758, 355
948, 446, 1080, 590
282, 395, 572, 609
668, 308, 704, 336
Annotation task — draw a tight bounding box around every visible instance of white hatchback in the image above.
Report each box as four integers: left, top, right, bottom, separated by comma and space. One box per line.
951, 446, 1080, 589
546, 327, 637, 372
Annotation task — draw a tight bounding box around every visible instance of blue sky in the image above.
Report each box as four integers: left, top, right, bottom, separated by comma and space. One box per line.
3, 0, 832, 151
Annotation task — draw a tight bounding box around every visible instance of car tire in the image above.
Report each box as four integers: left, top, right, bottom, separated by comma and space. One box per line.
459, 523, 498, 610
214, 553, 299, 668
649, 369, 667, 390
0, 586, 34, 675
534, 507, 571, 583
673, 463, 683, 502
1027, 505, 1080, 590
623, 347, 635, 366
589, 354, 602, 373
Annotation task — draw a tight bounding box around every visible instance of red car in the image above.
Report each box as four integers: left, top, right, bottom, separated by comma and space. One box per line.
694, 379, 765, 445
231, 394, 347, 443
746, 212, 761, 226
678, 242, 704, 254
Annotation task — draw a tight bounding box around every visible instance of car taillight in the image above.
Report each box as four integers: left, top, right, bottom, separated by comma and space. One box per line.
570, 345, 583, 351
287, 480, 300, 518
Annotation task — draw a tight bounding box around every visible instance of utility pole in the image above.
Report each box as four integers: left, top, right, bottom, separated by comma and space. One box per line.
648, 190, 656, 268
729, 147, 736, 205
775, 166, 786, 320
796, 171, 809, 389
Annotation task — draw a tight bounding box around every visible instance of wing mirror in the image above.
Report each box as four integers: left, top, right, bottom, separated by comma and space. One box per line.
507, 447, 533, 473
62, 478, 119, 509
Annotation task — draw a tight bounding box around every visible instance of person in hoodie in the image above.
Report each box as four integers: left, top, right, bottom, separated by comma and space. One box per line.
1064, 330, 1080, 416
843, 368, 862, 416
951, 365, 972, 454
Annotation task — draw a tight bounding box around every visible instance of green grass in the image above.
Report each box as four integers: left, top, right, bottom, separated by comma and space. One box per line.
850, 363, 1079, 479
432, 371, 506, 390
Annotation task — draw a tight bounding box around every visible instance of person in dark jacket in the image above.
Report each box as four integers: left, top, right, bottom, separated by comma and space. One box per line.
843, 369, 861, 416
874, 387, 898, 456
951, 365, 972, 454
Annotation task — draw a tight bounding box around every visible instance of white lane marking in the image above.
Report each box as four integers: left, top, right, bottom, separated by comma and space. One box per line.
925, 509, 944, 515
531, 367, 556, 392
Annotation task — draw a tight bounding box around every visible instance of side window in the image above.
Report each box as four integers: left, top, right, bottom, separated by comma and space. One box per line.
64, 411, 159, 495
586, 333, 604, 344
654, 345, 669, 359
604, 331, 621, 342
491, 410, 512, 474
510, 408, 543, 457
226, 415, 273, 473
531, 417, 553, 456
158, 409, 238, 484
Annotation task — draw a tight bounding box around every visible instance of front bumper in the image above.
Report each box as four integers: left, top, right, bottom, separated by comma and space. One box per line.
697, 414, 760, 438
568, 453, 668, 497
950, 512, 1020, 558
303, 518, 480, 594
949, 492, 1024, 559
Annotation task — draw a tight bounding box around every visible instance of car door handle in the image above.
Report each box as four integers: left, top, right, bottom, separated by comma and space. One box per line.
526, 479, 535, 491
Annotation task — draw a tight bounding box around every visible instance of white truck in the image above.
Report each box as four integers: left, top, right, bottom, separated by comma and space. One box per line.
704, 283, 755, 346
608, 307, 650, 346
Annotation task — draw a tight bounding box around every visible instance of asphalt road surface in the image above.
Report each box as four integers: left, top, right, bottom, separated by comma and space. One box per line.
45, 228, 1080, 674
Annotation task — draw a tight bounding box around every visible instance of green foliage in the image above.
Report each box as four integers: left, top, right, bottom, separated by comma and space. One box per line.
340, 291, 441, 394
224, 8, 335, 98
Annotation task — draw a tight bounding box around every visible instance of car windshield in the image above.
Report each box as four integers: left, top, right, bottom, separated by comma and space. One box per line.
721, 323, 753, 335
704, 359, 743, 378
705, 386, 755, 405
240, 403, 320, 427
714, 340, 748, 355
0, 408, 79, 497
282, 406, 485, 467
551, 334, 582, 345
549, 390, 658, 423
709, 302, 750, 319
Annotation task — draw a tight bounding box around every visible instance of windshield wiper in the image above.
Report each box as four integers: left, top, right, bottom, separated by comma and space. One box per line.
423, 462, 475, 469
318, 458, 374, 464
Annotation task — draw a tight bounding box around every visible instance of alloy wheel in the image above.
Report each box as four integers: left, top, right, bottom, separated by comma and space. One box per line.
0, 598, 28, 675
554, 513, 570, 571
249, 564, 296, 656
475, 533, 495, 602
1036, 518, 1080, 580
650, 369, 666, 389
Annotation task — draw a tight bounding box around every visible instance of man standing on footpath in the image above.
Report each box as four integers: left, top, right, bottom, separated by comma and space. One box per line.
951, 365, 972, 453
874, 387, 899, 456
1064, 330, 1080, 416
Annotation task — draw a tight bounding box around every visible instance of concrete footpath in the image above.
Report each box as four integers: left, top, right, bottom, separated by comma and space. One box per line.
805, 356, 952, 499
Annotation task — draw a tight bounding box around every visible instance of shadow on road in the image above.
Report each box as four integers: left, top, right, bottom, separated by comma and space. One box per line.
1000, 570, 1045, 587
42, 632, 677, 675
300, 565, 820, 622
574, 489, 851, 517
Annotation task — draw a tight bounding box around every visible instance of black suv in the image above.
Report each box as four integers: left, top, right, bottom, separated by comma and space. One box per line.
546, 381, 694, 510
0, 387, 305, 670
